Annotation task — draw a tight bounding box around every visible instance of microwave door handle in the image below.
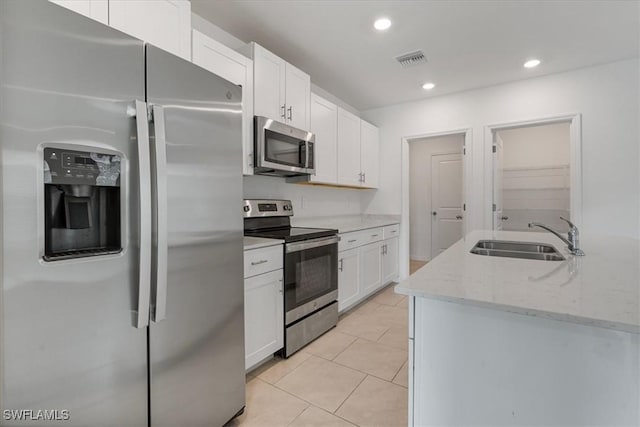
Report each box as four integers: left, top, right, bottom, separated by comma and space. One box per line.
305, 140, 310, 170
133, 100, 151, 329
150, 105, 168, 323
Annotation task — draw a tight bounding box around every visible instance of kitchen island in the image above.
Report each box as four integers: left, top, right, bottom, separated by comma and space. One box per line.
396, 230, 639, 426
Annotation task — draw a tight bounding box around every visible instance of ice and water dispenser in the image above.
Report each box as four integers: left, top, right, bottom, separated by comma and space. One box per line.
43, 147, 122, 260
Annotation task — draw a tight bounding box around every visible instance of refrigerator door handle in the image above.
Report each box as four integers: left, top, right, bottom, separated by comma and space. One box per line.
150, 104, 168, 322
134, 99, 152, 328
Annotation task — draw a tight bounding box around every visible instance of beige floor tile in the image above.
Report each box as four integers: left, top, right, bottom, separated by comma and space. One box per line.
288, 406, 355, 427
371, 285, 405, 306
410, 259, 428, 275
377, 326, 409, 351
392, 360, 408, 388
396, 296, 409, 308
303, 329, 357, 361
352, 299, 382, 316
275, 355, 366, 413
334, 338, 407, 381
335, 312, 390, 341
226, 377, 308, 427
256, 351, 312, 384
336, 375, 408, 427
373, 304, 408, 329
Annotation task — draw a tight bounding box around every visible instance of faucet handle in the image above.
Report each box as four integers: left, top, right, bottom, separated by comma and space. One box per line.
559, 216, 576, 230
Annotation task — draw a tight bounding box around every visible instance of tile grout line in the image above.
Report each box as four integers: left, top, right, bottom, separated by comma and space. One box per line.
332, 373, 370, 417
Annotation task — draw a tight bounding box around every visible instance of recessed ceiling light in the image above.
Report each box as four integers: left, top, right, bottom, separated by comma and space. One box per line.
523, 59, 541, 68
374, 18, 392, 31
422, 82, 435, 90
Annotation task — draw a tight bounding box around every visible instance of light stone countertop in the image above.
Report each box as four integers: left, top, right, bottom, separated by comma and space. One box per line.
395, 230, 640, 333
291, 214, 400, 234
243, 236, 283, 251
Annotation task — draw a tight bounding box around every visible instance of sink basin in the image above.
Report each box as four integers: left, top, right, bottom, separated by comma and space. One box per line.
470, 240, 565, 261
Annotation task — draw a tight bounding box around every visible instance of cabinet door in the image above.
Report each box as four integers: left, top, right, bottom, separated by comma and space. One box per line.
382, 237, 399, 285
309, 93, 338, 184
337, 107, 362, 186
359, 241, 383, 297
338, 248, 360, 313
253, 44, 286, 123
285, 63, 311, 130
244, 270, 284, 370
109, 0, 192, 60
192, 30, 254, 175
49, 0, 108, 24
360, 120, 380, 188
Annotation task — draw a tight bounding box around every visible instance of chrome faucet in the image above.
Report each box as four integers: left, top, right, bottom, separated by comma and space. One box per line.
528, 217, 585, 256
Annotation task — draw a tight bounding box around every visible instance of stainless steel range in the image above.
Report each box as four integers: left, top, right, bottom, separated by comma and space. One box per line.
244, 199, 339, 357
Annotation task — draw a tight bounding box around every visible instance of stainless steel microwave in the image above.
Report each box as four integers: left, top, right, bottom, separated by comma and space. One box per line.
254, 116, 315, 176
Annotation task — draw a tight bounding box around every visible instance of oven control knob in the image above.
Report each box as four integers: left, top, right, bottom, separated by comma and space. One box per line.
243, 206, 250, 212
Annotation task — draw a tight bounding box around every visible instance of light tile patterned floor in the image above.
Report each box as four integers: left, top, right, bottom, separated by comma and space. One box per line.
227, 284, 409, 427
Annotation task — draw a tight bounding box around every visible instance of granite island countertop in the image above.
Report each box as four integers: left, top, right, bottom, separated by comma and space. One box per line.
291, 214, 400, 234
395, 230, 640, 333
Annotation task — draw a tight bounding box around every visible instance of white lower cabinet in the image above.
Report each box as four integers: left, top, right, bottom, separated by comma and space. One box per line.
243, 245, 284, 371
338, 248, 359, 312
337, 225, 400, 313
359, 241, 383, 296
381, 237, 399, 284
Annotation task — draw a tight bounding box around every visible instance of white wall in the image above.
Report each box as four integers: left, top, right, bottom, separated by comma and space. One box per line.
499, 122, 570, 169
362, 59, 639, 279
409, 134, 464, 261
243, 176, 367, 218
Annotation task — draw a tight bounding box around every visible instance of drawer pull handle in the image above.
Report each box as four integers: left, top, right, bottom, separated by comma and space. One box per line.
251, 259, 268, 266
371, 234, 379, 237
348, 239, 357, 243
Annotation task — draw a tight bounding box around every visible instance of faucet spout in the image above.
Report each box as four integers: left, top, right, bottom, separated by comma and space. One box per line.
528, 219, 585, 256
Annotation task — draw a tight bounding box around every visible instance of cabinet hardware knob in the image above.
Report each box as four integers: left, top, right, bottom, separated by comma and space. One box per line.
456, 215, 463, 220
287, 106, 292, 121
281, 105, 286, 119
251, 259, 268, 266
501, 215, 509, 220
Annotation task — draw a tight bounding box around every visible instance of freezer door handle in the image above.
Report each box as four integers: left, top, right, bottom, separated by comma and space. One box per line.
134, 100, 152, 328
150, 104, 168, 323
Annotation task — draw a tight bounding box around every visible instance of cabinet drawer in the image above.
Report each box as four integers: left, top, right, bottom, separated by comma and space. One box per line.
383, 224, 400, 239
244, 245, 283, 278
362, 227, 384, 244
339, 231, 364, 252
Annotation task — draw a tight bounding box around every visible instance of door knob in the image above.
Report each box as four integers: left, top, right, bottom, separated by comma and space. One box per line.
456, 215, 463, 220
501, 216, 509, 220
432, 211, 437, 216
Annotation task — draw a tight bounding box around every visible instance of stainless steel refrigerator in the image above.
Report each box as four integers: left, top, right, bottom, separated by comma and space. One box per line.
0, 1, 245, 426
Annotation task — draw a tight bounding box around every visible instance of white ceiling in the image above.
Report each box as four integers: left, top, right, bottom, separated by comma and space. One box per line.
191, 0, 639, 111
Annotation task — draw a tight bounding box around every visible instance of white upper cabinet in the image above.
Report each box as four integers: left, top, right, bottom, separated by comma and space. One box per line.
192, 30, 254, 175
109, 0, 192, 60
284, 63, 311, 130
360, 119, 380, 188
309, 93, 338, 184
337, 107, 362, 187
252, 44, 286, 123
246, 43, 310, 130
49, 0, 108, 24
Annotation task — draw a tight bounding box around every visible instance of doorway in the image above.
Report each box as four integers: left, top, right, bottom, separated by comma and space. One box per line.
492, 122, 571, 231
409, 133, 465, 268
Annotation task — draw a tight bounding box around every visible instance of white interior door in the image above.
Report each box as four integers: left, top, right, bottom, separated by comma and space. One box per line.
493, 134, 504, 230
431, 153, 463, 257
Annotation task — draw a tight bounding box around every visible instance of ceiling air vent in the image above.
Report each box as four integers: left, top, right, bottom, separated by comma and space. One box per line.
395, 50, 427, 68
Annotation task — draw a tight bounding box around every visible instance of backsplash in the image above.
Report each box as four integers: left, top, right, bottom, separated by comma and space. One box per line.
243, 175, 367, 218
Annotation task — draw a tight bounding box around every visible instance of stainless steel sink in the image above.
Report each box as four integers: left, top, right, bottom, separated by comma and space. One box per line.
470, 240, 565, 261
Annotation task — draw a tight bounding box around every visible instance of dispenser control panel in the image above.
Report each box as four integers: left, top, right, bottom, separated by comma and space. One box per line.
44, 148, 121, 187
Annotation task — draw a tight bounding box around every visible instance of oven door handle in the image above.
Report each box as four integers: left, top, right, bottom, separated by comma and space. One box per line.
286, 235, 339, 253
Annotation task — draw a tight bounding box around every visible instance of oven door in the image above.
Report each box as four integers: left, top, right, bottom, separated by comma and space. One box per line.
284, 236, 338, 325
254, 116, 314, 175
